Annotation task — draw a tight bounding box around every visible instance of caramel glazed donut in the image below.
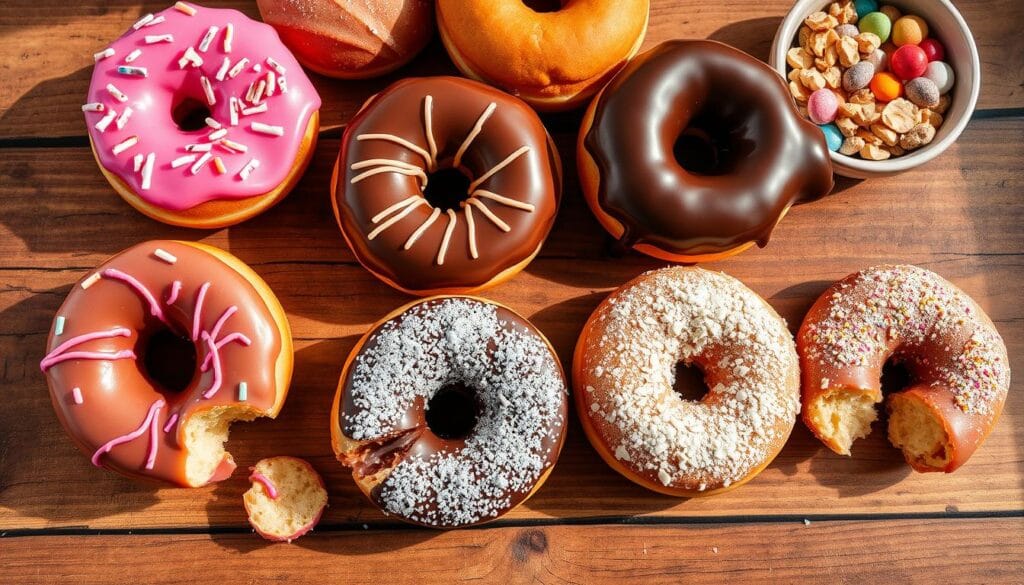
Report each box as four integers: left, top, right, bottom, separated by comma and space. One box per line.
331, 297, 568, 528
40, 241, 292, 486
578, 40, 834, 263
574, 267, 800, 495
333, 76, 561, 296
799, 265, 1010, 473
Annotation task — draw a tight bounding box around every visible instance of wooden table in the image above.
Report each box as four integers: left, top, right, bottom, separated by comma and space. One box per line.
2, 1, 1022, 582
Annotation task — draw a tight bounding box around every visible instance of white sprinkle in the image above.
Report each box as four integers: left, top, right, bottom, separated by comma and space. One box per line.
803, 519, 812, 526
227, 58, 249, 79
185, 143, 212, 152
171, 154, 197, 168
81, 103, 105, 112
215, 57, 231, 81
219, 139, 247, 153
252, 63, 261, 73
124, 49, 142, 63
198, 26, 218, 52
141, 153, 155, 189
174, 2, 196, 16
252, 80, 267, 104
144, 34, 174, 44
190, 151, 212, 174
81, 273, 101, 289
251, 122, 283, 136
55, 316, 66, 336
111, 135, 138, 155
277, 76, 288, 94
207, 128, 227, 141
72, 387, 84, 405
229, 97, 239, 126
94, 109, 117, 132
115, 107, 133, 130
142, 15, 165, 27
244, 82, 256, 103
241, 103, 267, 116
94, 48, 115, 62
178, 46, 203, 69
205, 117, 222, 130
266, 57, 286, 75
200, 75, 216, 106
154, 248, 177, 264
223, 23, 233, 53
106, 83, 128, 103
133, 153, 145, 172
132, 14, 154, 30
116, 65, 148, 77
265, 71, 276, 97
238, 158, 260, 180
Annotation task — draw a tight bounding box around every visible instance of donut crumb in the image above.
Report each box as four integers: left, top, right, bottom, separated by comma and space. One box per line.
183, 405, 258, 486
887, 393, 951, 470
806, 390, 878, 455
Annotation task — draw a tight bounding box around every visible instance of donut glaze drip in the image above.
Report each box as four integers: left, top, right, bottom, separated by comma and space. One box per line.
583, 40, 834, 256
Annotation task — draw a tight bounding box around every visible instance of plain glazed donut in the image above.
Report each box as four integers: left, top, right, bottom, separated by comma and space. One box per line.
40, 240, 293, 486
255, 0, 434, 79
332, 76, 562, 296
798, 265, 1010, 473
436, 0, 649, 111
330, 296, 568, 528
573, 267, 800, 496
84, 4, 320, 228
578, 40, 834, 262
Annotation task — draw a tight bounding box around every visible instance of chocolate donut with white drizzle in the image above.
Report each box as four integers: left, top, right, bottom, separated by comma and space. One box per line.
332, 76, 562, 295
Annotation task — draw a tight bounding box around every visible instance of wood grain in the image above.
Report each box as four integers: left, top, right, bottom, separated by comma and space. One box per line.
0, 0, 1021, 139
1, 119, 1021, 530
3, 518, 1023, 584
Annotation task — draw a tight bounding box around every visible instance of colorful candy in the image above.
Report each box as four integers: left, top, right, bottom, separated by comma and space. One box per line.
843, 61, 875, 92
890, 45, 928, 80
865, 48, 888, 72
859, 12, 892, 43
836, 24, 860, 38
925, 61, 955, 95
892, 15, 928, 47
820, 123, 844, 152
807, 89, 840, 124
905, 77, 940, 108
919, 38, 945, 62
870, 72, 903, 102
853, 0, 879, 19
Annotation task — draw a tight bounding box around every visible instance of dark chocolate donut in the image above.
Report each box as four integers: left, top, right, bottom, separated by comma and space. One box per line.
578, 40, 834, 261
333, 77, 562, 295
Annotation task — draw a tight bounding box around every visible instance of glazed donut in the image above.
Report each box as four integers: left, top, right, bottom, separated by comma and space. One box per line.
84, 3, 320, 229
573, 267, 800, 496
332, 76, 562, 296
331, 296, 568, 528
436, 0, 649, 111
40, 240, 293, 486
256, 0, 434, 79
244, 456, 328, 542
578, 40, 834, 262
798, 265, 1010, 473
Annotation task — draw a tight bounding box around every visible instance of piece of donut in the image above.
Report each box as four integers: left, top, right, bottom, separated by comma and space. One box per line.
436, 0, 649, 111
256, 0, 434, 79
332, 76, 562, 296
578, 40, 834, 262
244, 456, 328, 542
574, 267, 801, 496
84, 3, 321, 229
798, 265, 1010, 473
331, 296, 568, 528
40, 240, 293, 486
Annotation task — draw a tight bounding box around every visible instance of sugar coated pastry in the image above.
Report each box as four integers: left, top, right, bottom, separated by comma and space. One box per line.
40, 240, 293, 486
333, 76, 561, 295
245, 456, 328, 542
256, 0, 434, 79
331, 296, 568, 528
574, 267, 801, 496
436, 0, 650, 111
84, 3, 321, 228
798, 265, 1010, 473
579, 40, 833, 263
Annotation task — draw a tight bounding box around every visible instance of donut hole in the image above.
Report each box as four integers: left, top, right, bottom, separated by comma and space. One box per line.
140, 328, 197, 393
425, 383, 480, 440
673, 112, 755, 176
422, 167, 472, 212
671, 361, 709, 403
171, 96, 213, 132
880, 359, 916, 395
521, 0, 564, 13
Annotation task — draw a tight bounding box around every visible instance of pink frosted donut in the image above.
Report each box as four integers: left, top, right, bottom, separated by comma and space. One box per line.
83, 3, 321, 228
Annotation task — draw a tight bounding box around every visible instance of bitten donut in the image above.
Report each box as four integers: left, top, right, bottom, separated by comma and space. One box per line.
244, 456, 328, 542
798, 265, 1010, 473
331, 296, 568, 528
332, 76, 562, 296
574, 267, 800, 495
40, 240, 292, 486
578, 40, 834, 262
84, 3, 321, 228
256, 0, 434, 79
436, 0, 649, 111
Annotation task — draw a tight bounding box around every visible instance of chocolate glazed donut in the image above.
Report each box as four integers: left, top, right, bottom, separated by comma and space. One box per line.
332, 76, 562, 295
578, 40, 834, 262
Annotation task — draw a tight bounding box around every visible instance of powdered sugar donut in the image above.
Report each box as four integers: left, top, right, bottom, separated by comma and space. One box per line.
331, 296, 568, 528
573, 267, 801, 496
84, 3, 321, 228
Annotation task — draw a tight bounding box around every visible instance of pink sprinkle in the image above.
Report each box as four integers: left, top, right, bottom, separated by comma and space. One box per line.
201, 332, 223, 399
91, 399, 164, 467
192, 282, 211, 340
41, 327, 132, 371
249, 470, 279, 499
163, 412, 179, 434
102, 268, 169, 325
145, 402, 161, 469
208, 306, 238, 344
166, 280, 182, 305
72, 387, 84, 405
42, 350, 136, 370
200, 332, 252, 371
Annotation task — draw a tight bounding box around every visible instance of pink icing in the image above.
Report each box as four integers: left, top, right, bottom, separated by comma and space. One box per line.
249, 470, 279, 499
91, 399, 165, 468
102, 268, 169, 325
163, 412, 179, 433
40, 328, 133, 371
200, 332, 252, 371
84, 4, 321, 211
166, 280, 182, 304
192, 281, 211, 340
200, 331, 223, 399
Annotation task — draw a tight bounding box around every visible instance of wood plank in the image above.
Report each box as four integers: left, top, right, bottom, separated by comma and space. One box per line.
0, 119, 1021, 530
3, 518, 1023, 584
0, 0, 1021, 139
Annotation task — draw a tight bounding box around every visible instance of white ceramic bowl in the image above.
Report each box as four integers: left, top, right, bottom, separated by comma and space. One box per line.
769, 0, 980, 179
